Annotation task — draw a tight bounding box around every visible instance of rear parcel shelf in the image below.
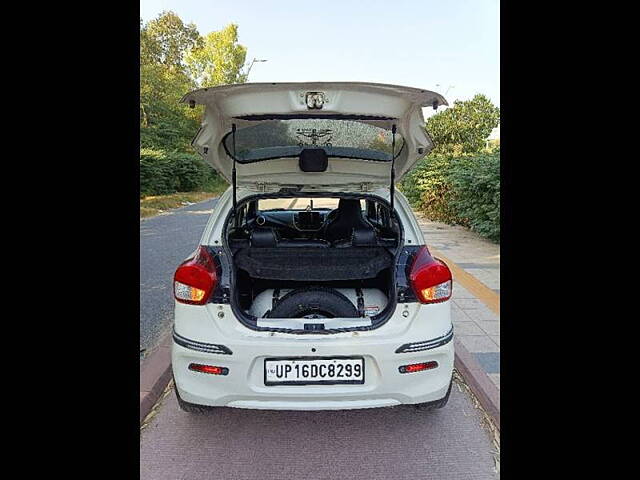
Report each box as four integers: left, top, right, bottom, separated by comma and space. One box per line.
233, 247, 393, 281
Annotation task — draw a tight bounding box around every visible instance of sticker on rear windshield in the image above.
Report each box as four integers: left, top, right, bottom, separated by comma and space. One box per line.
296, 128, 333, 147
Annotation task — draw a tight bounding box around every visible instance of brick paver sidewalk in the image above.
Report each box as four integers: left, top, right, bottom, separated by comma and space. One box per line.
415, 214, 501, 390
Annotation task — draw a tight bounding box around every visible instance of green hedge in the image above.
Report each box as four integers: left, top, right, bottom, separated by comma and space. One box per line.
400, 150, 500, 242
140, 148, 223, 197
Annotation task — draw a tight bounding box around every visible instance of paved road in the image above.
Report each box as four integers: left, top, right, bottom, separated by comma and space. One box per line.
140, 379, 498, 480
140, 198, 219, 356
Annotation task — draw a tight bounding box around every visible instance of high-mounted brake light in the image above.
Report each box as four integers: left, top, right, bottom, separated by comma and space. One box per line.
408, 246, 452, 304
174, 246, 217, 305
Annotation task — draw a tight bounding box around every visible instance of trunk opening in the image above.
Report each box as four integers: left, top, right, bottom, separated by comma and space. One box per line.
223, 193, 403, 333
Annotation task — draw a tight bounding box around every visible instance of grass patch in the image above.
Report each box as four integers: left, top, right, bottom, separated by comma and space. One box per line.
140, 190, 225, 218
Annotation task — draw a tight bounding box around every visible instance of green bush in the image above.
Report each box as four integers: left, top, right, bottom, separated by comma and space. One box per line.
400, 154, 459, 224
140, 148, 223, 197
399, 150, 500, 242
449, 152, 500, 241
140, 149, 173, 196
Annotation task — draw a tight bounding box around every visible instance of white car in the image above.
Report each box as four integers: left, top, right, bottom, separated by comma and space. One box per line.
171, 82, 454, 412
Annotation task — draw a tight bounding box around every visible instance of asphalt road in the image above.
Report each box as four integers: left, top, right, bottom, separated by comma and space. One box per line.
140, 198, 219, 356
140, 379, 499, 480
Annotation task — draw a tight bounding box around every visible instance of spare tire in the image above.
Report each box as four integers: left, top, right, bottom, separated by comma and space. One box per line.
267, 286, 359, 319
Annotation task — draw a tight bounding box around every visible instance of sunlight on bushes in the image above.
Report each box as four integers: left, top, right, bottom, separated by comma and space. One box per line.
400, 150, 500, 242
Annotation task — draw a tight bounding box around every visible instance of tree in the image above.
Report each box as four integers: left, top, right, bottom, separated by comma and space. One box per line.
140, 12, 202, 151
139, 14, 248, 153
140, 11, 200, 74
426, 94, 500, 155
185, 24, 248, 87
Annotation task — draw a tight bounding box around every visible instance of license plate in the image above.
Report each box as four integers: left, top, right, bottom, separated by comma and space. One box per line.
264, 357, 365, 385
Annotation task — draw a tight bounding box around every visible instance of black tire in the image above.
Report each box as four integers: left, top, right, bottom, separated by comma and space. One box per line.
266, 286, 359, 319
175, 383, 215, 414
414, 379, 453, 411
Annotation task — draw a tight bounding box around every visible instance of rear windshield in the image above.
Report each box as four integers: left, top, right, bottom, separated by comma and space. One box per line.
223, 119, 404, 163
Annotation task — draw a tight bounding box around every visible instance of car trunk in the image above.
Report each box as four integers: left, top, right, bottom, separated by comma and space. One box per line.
231, 247, 397, 332
225, 195, 402, 333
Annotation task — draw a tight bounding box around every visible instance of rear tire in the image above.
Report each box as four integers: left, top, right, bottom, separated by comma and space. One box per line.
175, 382, 215, 414
413, 379, 453, 411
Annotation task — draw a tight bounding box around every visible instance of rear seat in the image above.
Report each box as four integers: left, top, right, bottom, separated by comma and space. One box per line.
250, 227, 395, 249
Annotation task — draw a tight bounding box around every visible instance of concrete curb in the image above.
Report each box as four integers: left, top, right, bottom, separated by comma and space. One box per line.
454, 338, 500, 430
140, 332, 173, 424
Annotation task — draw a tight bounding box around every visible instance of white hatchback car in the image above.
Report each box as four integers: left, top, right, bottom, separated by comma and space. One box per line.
171, 82, 454, 412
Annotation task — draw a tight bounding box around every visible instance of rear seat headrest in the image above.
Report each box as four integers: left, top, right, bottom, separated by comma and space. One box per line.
352, 227, 377, 246
250, 228, 278, 247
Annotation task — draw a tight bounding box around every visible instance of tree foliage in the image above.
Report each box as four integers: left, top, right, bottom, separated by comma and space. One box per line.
140, 12, 247, 156
139, 11, 247, 194
427, 94, 500, 154
140, 11, 200, 73
185, 24, 248, 87
400, 95, 501, 240
140, 12, 200, 151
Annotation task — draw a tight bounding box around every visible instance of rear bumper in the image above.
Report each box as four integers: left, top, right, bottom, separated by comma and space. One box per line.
172, 329, 454, 411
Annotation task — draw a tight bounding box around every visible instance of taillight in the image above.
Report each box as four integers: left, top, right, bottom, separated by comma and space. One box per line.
408, 246, 452, 304
174, 246, 217, 305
